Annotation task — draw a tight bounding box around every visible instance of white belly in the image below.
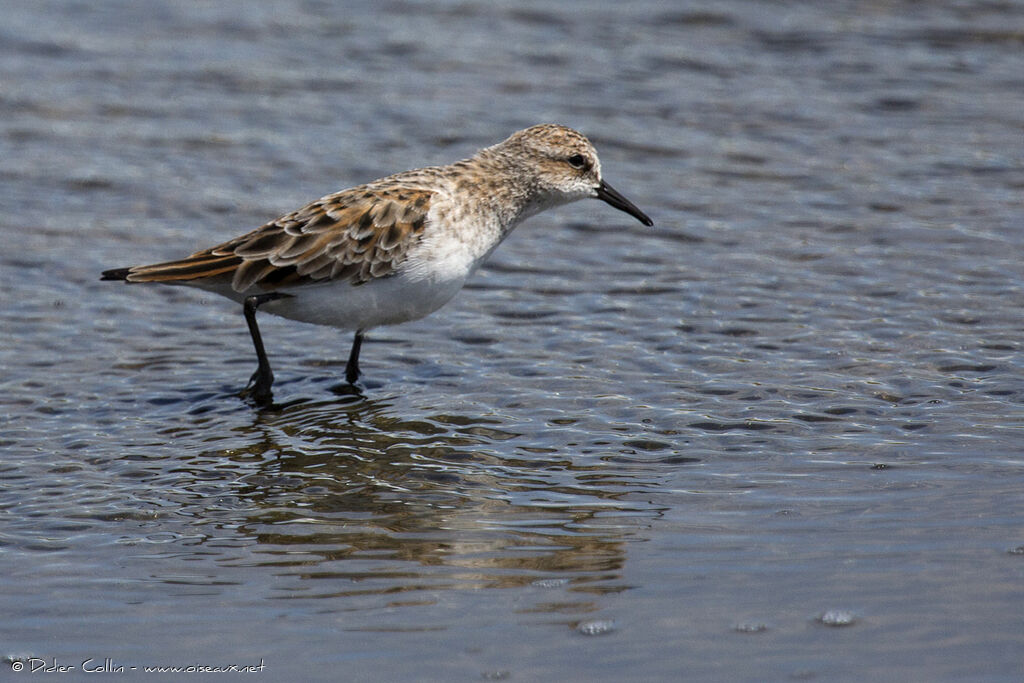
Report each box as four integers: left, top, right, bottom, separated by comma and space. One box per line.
261, 271, 466, 331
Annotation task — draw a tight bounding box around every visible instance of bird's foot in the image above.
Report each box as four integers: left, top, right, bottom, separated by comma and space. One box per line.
345, 362, 361, 386
242, 367, 275, 406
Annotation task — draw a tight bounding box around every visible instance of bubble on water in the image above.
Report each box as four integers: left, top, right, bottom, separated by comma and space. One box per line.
575, 619, 615, 636
817, 610, 857, 627
733, 621, 769, 634
531, 578, 570, 588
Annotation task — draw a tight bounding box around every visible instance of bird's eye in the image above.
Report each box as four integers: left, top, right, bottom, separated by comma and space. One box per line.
566, 154, 588, 170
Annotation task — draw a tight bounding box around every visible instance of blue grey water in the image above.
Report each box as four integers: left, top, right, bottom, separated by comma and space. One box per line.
2, 1, 1022, 680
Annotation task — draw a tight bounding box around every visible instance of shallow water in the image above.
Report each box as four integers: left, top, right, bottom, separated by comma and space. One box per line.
2, 1, 1023, 680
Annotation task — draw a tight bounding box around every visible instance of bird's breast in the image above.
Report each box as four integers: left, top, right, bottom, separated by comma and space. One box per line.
400, 203, 512, 283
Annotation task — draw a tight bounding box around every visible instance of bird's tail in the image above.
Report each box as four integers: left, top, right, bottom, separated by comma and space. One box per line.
100, 267, 132, 281
99, 253, 243, 283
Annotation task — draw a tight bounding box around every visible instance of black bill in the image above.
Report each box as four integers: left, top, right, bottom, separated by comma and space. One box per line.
596, 180, 653, 226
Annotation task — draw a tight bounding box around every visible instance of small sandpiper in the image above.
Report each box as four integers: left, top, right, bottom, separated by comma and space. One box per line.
102, 124, 653, 404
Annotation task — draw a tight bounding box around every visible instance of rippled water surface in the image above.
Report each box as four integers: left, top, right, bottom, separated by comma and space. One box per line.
2, 1, 1023, 680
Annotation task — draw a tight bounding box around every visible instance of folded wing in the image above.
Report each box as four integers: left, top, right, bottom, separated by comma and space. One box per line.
103, 186, 434, 292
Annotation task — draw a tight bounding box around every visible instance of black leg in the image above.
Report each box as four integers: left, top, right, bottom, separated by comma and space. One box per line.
345, 330, 364, 385
242, 292, 290, 404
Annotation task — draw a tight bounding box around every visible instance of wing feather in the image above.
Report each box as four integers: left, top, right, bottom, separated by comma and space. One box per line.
112, 185, 434, 292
